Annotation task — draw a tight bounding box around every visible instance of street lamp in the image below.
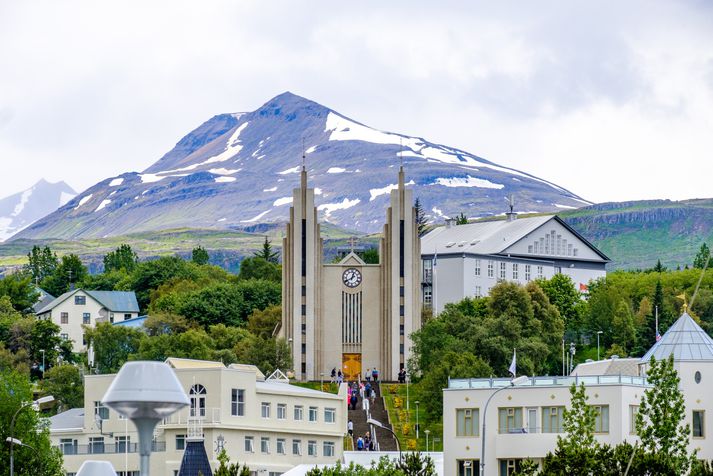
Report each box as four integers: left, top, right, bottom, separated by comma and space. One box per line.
424, 429, 430, 453
415, 400, 420, 440
9, 395, 54, 476
102, 361, 189, 476
77, 460, 118, 476
480, 376, 529, 476
367, 418, 401, 460
596, 331, 603, 361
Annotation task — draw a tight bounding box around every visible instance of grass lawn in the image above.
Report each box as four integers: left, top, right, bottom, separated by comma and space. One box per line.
381, 383, 443, 452
291, 381, 340, 395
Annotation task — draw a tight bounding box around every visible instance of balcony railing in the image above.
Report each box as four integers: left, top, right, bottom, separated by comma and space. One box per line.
161, 407, 221, 425
56, 441, 166, 455
449, 374, 649, 389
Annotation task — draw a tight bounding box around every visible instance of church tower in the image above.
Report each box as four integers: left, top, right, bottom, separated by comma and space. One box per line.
281, 164, 420, 381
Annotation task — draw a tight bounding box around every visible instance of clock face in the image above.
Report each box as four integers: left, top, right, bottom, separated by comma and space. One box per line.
342, 268, 362, 288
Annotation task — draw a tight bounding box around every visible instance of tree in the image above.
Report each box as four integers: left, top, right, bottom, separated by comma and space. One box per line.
234, 335, 292, 376
414, 198, 428, 236
652, 259, 667, 273
40, 364, 84, 411
133, 328, 215, 362
0, 273, 40, 313
247, 305, 282, 339
307, 454, 436, 475
25, 245, 58, 282
214, 449, 251, 476
41, 254, 88, 297
0, 368, 65, 476
536, 274, 582, 332
694, 243, 711, 269
85, 322, 145, 374
360, 247, 379, 264
238, 256, 281, 282
610, 299, 636, 355
192, 245, 210, 265
30, 319, 63, 372
103, 244, 139, 272
455, 212, 468, 225
636, 355, 693, 473
128, 256, 200, 310
253, 236, 279, 264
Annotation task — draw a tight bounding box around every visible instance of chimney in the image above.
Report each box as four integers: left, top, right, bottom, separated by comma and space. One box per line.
505, 194, 517, 222
445, 218, 455, 229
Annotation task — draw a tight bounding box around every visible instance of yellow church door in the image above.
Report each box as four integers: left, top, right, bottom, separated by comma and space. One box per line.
342, 353, 362, 381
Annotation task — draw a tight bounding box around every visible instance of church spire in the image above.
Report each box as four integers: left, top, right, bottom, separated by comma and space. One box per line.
300, 138, 307, 191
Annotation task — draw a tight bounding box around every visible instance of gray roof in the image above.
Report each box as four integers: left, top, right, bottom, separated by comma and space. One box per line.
420, 215, 609, 261
50, 407, 84, 431
33, 293, 56, 313
572, 357, 640, 377
35, 288, 139, 314
641, 312, 713, 362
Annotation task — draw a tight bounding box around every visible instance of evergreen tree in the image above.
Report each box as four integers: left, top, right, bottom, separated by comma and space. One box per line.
253, 236, 279, 263
214, 449, 251, 476
653, 259, 667, 273
414, 197, 428, 236
103, 244, 138, 272
25, 245, 58, 283
694, 243, 711, 269
455, 212, 468, 225
636, 355, 694, 473
192, 245, 210, 265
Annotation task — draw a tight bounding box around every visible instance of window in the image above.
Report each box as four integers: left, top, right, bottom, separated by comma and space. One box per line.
124, 313, 132, 320
593, 405, 609, 433
542, 406, 564, 433
457, 460, 478, 476
276, 438, 286, 455
292, 439, 302, 455
61, 312, 69, 324
309, 406, 318, 422
693, 410, 705, 438
456, 408, 479, 436
261, 437, 270, 454
59, 438, 76, 455
294, 405, 304, 420
325, 407, 336, 423
629, 405, 639, 435
512, 263, 519, 280
277, 403, 287, 420
423, 259, 433, 282
500, 459, 522, 476
474, 259, 481, 276
499, 262, 506, 280
537, 266, 544, 279
83, 313, 91, 324
89, 437, 104, 454
323, 441, 335, 457
75, 295, 86, 305
231, 389, 245, 416
94, 401, 109, 420
115, 436, 129, 453
498, 407, 523, 433
175, 434, 186, 450
554, 266, 561, 274
423, 286, 432, 305
307, 440, 317, 457
474, 286, 482, 298
261, 402, 271, 419
487, 260, 494, 278
524, 265, 531, 281
189, 384, 207, 417
61, 333, 68, 340
244, 436, 254, 453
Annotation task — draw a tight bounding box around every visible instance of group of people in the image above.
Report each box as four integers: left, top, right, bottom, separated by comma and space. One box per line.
364, 367, 379, 382
347, 380, 375, 411
347, 421, 376, 451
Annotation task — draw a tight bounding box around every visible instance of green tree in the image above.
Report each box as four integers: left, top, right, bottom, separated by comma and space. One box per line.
536, 274, 582, 332
526, 282, 565, 373
0, 273, 39, 313
30, 319, 62, 372
694, 243, 711, 269
455, 212, 468, 225
128, 256, 200, 310
414, 197, 428, 236
253, 236, 279, 264
41, 254, 88, 297
40, 364, 84, 411
360, 247, 379, 264
0, 369, 64, 476
610, 299, 636, 355
214, 449, 251, 476
81, 269, 128, 291
25, 245, 58, 282
238, 256, 281, 282
234, 335, 292, 376
636, 355, 694, 473
85, 322, 145, 374
247, 305, 282, 339
652, 259, 667, 273
133, 328, 215, 362
143, 313, 196, 336
192, 245, 210, 265
103, 244, 139, 272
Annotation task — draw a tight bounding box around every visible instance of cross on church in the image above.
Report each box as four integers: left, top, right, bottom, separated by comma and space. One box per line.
347, 236, 359, 252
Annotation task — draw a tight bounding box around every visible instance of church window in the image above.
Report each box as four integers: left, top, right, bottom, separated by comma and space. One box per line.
499, 262, 506, 280
487, 261, 494, 278
693, 410, 705, 438
512, 264, 519, 280
524, 265, 531, 281
400, 324, 404, 336
189, 384, 206, 418
474, 260, 481, 276
301, 343, 306, 354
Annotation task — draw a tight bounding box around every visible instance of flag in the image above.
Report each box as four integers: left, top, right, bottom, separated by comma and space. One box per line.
508, 349, 517, 377
656, 330, 661, 342
433, 247, 438, 267
579, 283, 589, 292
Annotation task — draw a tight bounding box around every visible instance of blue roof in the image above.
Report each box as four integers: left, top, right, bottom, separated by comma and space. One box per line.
641, 312, 713, 362
86, 290, 139, 312
113, 315, 148, 329
178, 440, 213, 476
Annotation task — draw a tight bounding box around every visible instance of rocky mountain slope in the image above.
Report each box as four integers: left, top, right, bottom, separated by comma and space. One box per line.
12, 92, 589, 240
0, 179, 76, 241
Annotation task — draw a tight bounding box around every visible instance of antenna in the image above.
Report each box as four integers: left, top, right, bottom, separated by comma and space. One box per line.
508, 194, 515, 213
302, 137, 306, 170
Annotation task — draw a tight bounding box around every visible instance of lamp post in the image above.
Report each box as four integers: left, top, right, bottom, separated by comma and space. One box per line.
480, 376, 529, 476
367, 418, 401, 460
40, 349, 45, 379
9, 395, 54, 476
102, 361, 189, 476
76, 461, 118, 476
596, 331, 603, 361
569, 342, 576, 374
415, 400, 420, 440
424, 429, 430, 453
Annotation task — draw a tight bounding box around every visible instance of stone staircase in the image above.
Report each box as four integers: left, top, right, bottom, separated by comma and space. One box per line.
348, 382, 398, 451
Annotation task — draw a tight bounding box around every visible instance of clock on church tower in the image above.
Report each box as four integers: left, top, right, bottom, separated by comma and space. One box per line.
342, 268, 362, 287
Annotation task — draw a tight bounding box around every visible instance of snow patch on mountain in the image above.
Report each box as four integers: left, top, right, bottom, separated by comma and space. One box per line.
317, 198, 360, 217
109, 178, 124, 187
95, 199, 111, 212
433, 175, 504, 189
140, 174, 166, 184
75, 194, 93, 209
273, 197, 293, 207
241, 209, 272, 223
215, 177, 236, 183
327, 167, 346, 174
263, 186, 277, 192
306, 145, 317, 154
369, 180, 415, 201
12, 189, 32, 216
278, 166, 301, 175
209, 168, 240, 175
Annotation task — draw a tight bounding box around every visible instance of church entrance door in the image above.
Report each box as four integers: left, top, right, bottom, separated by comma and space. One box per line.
342, 353, 362, 381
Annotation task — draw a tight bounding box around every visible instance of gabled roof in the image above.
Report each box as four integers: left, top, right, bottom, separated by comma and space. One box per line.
113, 315, 148, 328
165, 358, 226, 369
641, 312, 713, 362
35, 288, 139, 314
572, 357, 640, 377
49, 408, 84, 431
420, 215, 609, 261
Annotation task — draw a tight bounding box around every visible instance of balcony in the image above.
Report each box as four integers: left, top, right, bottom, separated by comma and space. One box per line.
161, 407, 222, 426
449, 374, 649, 389
56, 441, 166, 456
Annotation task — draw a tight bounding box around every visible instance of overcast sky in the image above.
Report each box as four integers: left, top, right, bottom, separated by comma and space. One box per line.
1, 0, 712, 204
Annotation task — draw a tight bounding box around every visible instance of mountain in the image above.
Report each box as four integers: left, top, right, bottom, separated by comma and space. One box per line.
12, 92, 589, 240
0, 179, 76, 241
560, 199, 713, 270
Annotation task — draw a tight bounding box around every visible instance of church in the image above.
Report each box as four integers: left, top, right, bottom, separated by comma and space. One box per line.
281, 164, 421, 382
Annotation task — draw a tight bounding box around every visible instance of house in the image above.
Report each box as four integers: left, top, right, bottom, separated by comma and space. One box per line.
420, 215, 609, 314
442, 311, 713, 476
49, 358, 348, 476
35, 289, 139, 352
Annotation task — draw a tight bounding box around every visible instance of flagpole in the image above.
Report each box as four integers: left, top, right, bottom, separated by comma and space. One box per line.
655, 306, 659, 342
432, 248, 437, 316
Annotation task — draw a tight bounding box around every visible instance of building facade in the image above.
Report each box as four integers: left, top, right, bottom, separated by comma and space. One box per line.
36, 289, 139, 352
420, 215, 609, 314
50, 358, 348, 476
442, 311, 713, 476
281, 165, 420, 381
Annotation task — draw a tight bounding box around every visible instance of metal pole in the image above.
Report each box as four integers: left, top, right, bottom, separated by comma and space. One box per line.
480, 384, 513, 476
416, 401, 420, 441
597, 333, 600, 361
134, 418, 159, 476
41, 350, 45, 379
406, 377, 409, 412
9, 401, 33, 476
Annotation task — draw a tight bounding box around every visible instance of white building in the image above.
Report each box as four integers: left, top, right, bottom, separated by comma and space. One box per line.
420, 215, 609, 314
36, 289, 139, 351
442, 311, 713, 476
50, 358, 348, 476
